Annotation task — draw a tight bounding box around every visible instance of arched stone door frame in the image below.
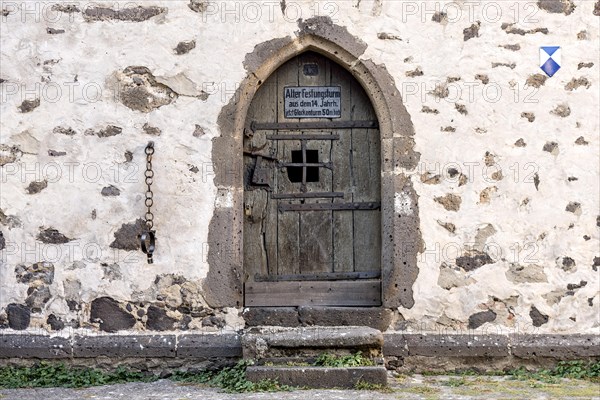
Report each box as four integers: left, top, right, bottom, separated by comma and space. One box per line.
205, 17, 422, 313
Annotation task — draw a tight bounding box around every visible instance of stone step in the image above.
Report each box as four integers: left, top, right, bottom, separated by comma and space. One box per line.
246, 366, 388, 389
242, 326, 383, 360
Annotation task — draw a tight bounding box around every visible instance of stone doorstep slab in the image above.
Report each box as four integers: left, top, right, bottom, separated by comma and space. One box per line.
511, 334, 600, 359
0, 335, 71, 359
245, 366, 388, 389
244, 326, 384, 348
177, 334, 242, 358
242, 326, 384, 359
383, 333, 510, 357
242, 307, 394, 331
1, 333, 598, 361
73, 335, 176, 358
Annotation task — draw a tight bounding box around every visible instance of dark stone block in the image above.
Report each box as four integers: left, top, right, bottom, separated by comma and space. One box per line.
37, 228, 71, 244
511, 334, 600, 358
46, 27, 65, 34
47, 314, 65, 331
456, 252, 493, 271
143, 124, 161, 136
83, 6, 166, 22
543, 141, 559, 153
146, 305, 176, 331
90, 297, 136, 332
188, 0, 208, 13
530, 306, 549, 327
538, 0, 576, 15
175, 40, 196, 55
109, 219, 146, 251
243, 307, 300, 327
73, 335, 176, 358
0, 231, 4, 251
463, 22, 480, 41
431, 11, 448, 23
15, 262, 54, 284
0, 335, 71, 358
201, 315, 225, 329
25, 285, 51, 312
48, 149, 67, 157
299, 307, 393, 331
177, 333, 242, 358
86, 125, 122, 138
101, 185, 121, 196
53, 126, 77, 136
6, 303, 30, 330
400, 334, 509, 357
246, 366, 387, 389
26, 180, 48, 194
18, 98, 40, 113
382, 333, 409, 356
468, 310, 496, 329
51, 4, 80, 13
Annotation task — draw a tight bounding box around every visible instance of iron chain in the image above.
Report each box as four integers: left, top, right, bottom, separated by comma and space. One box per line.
144, 142, 155, 230
141, 141, 156, 264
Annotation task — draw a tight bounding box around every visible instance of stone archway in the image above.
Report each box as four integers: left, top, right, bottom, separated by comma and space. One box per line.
204, 17, 422, 314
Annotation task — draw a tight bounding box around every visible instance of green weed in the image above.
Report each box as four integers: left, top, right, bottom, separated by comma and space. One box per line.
354, 381, 393, 392
0, 362, 155, 389
313, 351, 375, 367
442, 377, 466, 387
171, 360, 293, 393
507, 360, 600, 383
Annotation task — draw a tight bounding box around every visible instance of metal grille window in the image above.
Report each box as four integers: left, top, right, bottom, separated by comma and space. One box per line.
288, 149, 319, 183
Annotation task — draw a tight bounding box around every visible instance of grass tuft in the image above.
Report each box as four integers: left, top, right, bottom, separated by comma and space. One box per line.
0, 362, 155, 389
171, 360, 293, 393
313, 351, 375, 367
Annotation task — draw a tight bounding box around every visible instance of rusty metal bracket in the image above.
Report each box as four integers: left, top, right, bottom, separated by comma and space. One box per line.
271, 192, 344, 199
251, 156, 272, 187
266, 134, 339, 141
278, 202, 380, 212
252, 120, 378, 130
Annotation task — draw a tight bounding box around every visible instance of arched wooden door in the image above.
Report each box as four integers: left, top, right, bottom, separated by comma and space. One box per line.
243, 51, 381, 306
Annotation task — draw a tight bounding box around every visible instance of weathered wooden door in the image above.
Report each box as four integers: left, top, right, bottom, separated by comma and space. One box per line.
243, 52, 381, 307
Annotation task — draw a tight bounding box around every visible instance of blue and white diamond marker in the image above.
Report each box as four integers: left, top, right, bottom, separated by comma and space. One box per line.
540, 46, 561, 77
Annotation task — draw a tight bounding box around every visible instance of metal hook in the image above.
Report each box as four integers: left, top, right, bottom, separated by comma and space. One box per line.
140, 230, 156, 264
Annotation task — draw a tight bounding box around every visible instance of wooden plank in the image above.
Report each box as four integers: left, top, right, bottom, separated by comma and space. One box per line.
276, 54, 301, 275
244, 76, 278, 279
243, 190, 268, 279
253, 121, 378, 130
297, 52, 333, 274
279, 202, 380, 212
351, 77, 381, 274
331, 62, 355, 273
254, 271, 380, 282
245, 280, 382, 306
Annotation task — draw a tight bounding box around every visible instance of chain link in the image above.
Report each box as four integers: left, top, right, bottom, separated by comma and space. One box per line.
144, 142, 155, 230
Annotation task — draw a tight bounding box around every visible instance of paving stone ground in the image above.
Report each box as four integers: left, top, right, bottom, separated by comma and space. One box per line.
1, 374, 599, 400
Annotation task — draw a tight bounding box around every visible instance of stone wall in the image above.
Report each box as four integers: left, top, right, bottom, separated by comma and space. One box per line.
0, 0, 598, 336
